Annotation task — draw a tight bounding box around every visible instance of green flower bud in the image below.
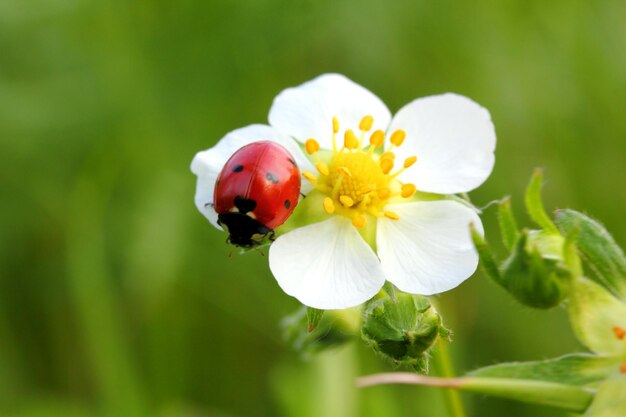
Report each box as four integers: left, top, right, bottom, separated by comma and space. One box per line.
361, 292, 448, 373
554, 209, 626, 301
499, 229, 570, 308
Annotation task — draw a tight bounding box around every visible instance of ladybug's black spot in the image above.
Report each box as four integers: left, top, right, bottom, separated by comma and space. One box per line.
284, 200, 291, 209
232, 164, 244, 173
266, 172, 279, 184
287, 157, 297, 167
234, 195, 257, 213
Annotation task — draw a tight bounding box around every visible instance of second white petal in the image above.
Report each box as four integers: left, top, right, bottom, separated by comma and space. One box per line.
269, 217, 386, 310
377, 200, 483, 295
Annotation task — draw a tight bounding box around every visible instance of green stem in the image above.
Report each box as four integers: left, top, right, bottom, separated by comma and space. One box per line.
433, 340, 467, 417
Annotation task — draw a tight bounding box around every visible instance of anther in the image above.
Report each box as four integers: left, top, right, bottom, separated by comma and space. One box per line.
323, 197, 335, 214
359, 115, 374, 131
302, 172, 318, 183
401, 183, 416, 198
305, 138, 320, 155
378, 188, 391, 200
339, 195, 354, 207
344, 129, 359, 150
316, 162, 330, 176
613, 326, 626, 340
381, 151, 395, 160
404, 156, 417, 168
390, 129, 406, 147
352, 215, 367, 228
384, 211, 400, 220
380, 158, 394, 175
332, 116, 340, 134
621, 364, 626, 374
369, 130, 385, 147
337, 166, 353, 178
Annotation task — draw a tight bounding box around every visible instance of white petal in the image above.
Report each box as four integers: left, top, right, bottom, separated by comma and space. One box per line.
269, 74, 391, 149
191, 124, 314, 228
377, 200, 483, 295
269, 217, 386, 309
388, 93, 496, 194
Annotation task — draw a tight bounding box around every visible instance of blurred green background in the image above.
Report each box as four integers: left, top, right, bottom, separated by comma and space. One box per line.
1, 0, 625, 416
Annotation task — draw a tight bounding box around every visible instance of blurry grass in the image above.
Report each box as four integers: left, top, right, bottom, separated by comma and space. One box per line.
1, 0, 625, 416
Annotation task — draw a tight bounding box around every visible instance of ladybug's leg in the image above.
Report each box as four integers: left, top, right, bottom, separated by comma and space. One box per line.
268, 230, 276, 242
204, 202, 214, 208
299, 192, 306, 199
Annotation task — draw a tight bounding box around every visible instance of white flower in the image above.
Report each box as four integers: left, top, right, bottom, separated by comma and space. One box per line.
192, 74, 496, 310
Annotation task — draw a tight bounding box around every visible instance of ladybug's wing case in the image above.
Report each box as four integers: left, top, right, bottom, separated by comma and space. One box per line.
247, 144, 301, 229
213, 144, 261, 214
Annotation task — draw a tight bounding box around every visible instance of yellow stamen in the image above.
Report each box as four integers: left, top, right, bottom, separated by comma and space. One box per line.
359, 115, 374, 131
316, 162, 330, 176
323, 197, 335, 214
305, 138, 320, 155
344, 129, 359, 150
401, 183, 416, 198
384, 211, 400, 220
404, 156, 417, 168
378, 187, 391, 200
339, 195, 354, 207
390, 129, 406, 147
332, 116, 339, 134
352, 214, 367, 228
337, 166, 352, 178
369, 130, 385, 147
302, 172, 317, 183
380, 158, 394, 175
380, 151, 395, 160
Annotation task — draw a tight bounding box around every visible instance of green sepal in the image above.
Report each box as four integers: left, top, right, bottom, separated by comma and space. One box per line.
470, 224, 503, 285
525, 169, 559, 235
568, 277, 626, 355
497, 197, 521, 252
554, 209, 626, 301
584, 375, 626, 417
362, 292, 444, 374
499, 230, 570, 308
306, 307, 324, 333
468, 353, 621, 386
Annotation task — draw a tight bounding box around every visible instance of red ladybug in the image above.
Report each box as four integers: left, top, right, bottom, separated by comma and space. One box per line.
213, 141, 301, 247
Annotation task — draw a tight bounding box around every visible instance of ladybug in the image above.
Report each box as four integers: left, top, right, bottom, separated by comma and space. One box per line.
213, 141, 301, 248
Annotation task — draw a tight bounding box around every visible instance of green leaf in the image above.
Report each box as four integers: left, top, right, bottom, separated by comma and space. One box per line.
306, 307, 324, 333
584, 376, 626, 417
497, 197, 520, 252
568, 277, 626, 355
525, 169, 559, 235
468, 353, 621, 386
554, 209, 626, 301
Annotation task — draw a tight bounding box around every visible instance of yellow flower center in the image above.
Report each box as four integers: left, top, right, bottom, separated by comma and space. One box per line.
302, 115, 417, 228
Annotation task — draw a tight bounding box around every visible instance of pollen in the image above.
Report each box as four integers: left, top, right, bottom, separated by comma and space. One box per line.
323, 197, 335, 214
339, 195, 354, 207
369, 130, 385, 147
352, 214, 367, 228
390, 129, 406, 147
305, 138, 320, 155
384, 211, 400, 220
401, 183, 416, 198
310, 115, 419, 228
404, 156, 417, 168
302, 172, 317, 183
316, 162, 330, 176
344, 129, 359, 149
613, 326, 626, 340
359, 115, 374, 131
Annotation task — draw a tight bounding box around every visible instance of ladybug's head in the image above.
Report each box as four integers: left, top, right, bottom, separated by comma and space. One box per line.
217, 212, 274, 248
